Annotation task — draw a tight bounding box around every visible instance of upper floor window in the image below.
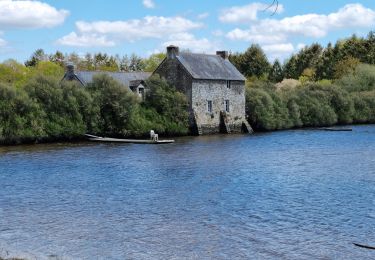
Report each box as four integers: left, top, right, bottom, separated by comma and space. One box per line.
226, 80, 231, 89
207, 100, 213, 113
225, 100, 230, 113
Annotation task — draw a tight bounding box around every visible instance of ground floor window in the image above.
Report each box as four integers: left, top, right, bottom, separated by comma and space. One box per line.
207, 100, 213, 113
138, 87, 145, 99
225, 99, 230, 112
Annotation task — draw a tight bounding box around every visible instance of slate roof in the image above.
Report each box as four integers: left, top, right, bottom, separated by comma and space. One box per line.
75, 71, 151, 86
176, 53, 245, 81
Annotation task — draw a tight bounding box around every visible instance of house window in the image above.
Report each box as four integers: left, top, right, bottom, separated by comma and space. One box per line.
225, 100, 230, 112
207, 100, 213, 113
138, 87, 145, 99
226, 80, 231, 89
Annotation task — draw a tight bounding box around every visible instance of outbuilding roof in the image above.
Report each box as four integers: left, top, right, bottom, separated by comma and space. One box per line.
75, 71, 151, 86
176, 53, 245, 81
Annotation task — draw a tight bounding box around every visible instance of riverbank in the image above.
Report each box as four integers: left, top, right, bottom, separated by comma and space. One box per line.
0, 122, 373, 146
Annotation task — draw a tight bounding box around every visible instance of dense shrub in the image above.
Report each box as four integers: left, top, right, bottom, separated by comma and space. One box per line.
351, 91, 375, 123
0, 71, 191, 144
86, 74, 139, 136
143, 75, 189, 135
0, 82, 45, 144
338, 64, 375, 92
23, 75, 88, 138
245, 66, 375, 131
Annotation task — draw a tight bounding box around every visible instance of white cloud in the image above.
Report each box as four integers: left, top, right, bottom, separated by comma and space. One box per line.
162, 33, 220, 53
142, 0, 155, 9
226, 28, 286, 43
0, 0, 69, 29
219, 2, 284, 24
57, 16, 203, 47
262, 43, 295, 60
212, 30, 224, 37
297, 43, 306, 50
56, 32, 115, 47
76, 16, 202, 40
226, 4, 375, 44
197, 12, 209, 20
0, 37, 7, 47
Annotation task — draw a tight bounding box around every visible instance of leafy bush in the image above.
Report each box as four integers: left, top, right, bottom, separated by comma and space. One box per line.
338, 64, 375, 92
351, 91, 375, 123
143, 75, 189, 135
86, 74, 140, 136
245, 80, 360, 130
0, 82, 45, 144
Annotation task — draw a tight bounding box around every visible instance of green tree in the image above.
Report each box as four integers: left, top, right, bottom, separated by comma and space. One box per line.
49, 51, 65, 67
333, 56, 360, 79
129, 54, 146, 71
86, 74, 140, 136
0, 82, 45, 143
230, 44, 271, 78
25, 49, 46, 67
315, 43, 337, 80
269, 60, 284, 82
143, 75, 189, 135
144, 53, 166, 72
283, 43, 323, 79
0, 59, 29, 87
23, 75, 89, 138
30, 61, 65, 78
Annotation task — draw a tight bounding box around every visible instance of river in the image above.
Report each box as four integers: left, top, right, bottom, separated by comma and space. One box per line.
0, 126, 374, 259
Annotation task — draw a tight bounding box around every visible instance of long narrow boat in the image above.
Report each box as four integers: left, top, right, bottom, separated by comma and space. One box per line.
85, 134, 175, 144
317, 127, 353, 131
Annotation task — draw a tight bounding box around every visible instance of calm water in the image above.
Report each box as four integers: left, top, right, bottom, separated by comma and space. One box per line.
0, 126, 374, 260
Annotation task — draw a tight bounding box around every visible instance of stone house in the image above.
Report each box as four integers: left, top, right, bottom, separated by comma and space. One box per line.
154, 46, 252, 134
62, 64, 151, 100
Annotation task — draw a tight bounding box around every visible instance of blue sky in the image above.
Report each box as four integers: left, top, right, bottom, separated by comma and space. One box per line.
0, 0, 375, 62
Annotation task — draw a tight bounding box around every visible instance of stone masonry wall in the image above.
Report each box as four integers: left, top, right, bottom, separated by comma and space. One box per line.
154, 58, 193, 107
192, 79, 246, 134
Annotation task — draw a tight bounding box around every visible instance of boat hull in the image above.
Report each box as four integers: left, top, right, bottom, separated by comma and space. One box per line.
85, 134, 174, 144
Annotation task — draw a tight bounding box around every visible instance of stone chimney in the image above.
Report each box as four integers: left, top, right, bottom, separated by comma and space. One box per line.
66, 62, 75, 73
65, 62, 76, 79
216, 51, 229, 60
167, 45, 179, 59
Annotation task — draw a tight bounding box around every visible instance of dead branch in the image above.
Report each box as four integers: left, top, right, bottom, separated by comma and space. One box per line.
263, 0, 279, 16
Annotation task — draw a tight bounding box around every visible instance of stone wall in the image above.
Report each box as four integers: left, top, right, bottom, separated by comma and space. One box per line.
154, 58, 193, 107
191, 79, 246, 134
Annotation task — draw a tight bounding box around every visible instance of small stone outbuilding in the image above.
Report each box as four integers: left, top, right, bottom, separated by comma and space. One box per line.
154, 46, 252, 135
62, 64, 151, 100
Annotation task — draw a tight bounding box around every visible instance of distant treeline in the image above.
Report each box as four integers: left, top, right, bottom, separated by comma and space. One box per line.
230, 31, 375, 81
23, 49, 166, 73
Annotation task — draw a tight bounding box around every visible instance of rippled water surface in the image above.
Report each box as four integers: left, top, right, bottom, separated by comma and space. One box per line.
0, 126, 374, 259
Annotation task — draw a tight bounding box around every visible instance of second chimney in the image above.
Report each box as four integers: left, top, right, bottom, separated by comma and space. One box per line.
216, 51, 229, 60
167, 45, 180, 59
65, 62, 76, 80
